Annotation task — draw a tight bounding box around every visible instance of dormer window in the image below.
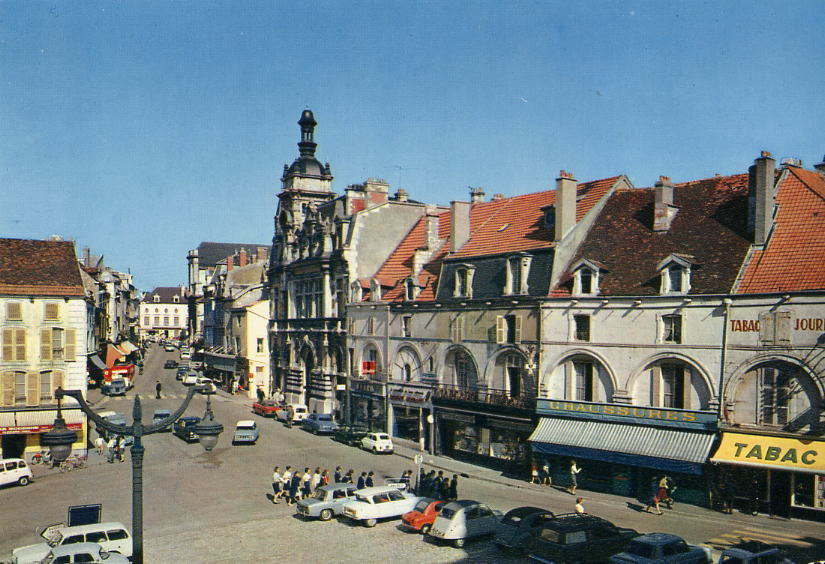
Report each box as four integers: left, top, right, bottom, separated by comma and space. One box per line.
543, 208, 556, 230
153, 295, 160, 303
404, 278, 419, 301
350, 282, 363, 303
505, 255, 531, 295
570, 259, 604, 296
657, 255, 694, 295
453, 265, 475, 298
668, 265, 683, 292
173, 296, 180, 303
370, 279, 382, 302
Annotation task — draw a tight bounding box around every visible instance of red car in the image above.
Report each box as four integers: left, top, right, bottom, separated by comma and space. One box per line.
401, 499, 446, 535
252, 399, 282, 417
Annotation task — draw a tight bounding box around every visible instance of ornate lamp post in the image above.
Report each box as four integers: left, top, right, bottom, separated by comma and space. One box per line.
42, 386, 222, 564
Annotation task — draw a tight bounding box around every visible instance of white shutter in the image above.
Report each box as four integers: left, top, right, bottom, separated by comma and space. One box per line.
759, 312, 775, 345
495, 316, 505, 344
41, 329, 52, 361
1, 328, 12, 361
775, 311, 791, 345
6, 302, 22, 321
514, 315, 523, 344
53, 371, 64, 395
26, 372, 39, 406
65, 329, 76, 361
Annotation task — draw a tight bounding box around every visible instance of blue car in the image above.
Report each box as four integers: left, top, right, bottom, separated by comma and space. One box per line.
173, 416, 201, 443
302, 413, 339, 435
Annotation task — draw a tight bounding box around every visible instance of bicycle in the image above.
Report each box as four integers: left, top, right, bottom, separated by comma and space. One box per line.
31, 450, 52, 466
59, 454, 88, 473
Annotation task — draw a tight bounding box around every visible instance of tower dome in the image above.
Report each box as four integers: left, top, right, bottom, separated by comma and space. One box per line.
283, 109, 333, 182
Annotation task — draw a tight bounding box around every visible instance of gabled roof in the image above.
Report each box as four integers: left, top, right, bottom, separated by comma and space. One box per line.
736, 167, 825, 293
141, 286, 185, 304
0, 238, 84, 297
555, 174, 751, 296
195, 242, 271, 267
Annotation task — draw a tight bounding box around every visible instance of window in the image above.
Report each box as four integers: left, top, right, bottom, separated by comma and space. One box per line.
368, 317, 375, 336
450, 316, 464, 343
405, 279, 417, 301
505, 354, 524, 396
759, 311, 792, 345
760, 366, 791, 426
14, 372, 26, 405
44, 303, 59, 320
668, 265, 683, 292
403, 364, 412, 382
402, 316, 412, 338
663, 315, 682, 344
544, 208, 556, 230
39, 372, 51, 401
154, 316, 160, 325
153, 295, 160, 303
174, 316, 179, 327
574, 361, 594, 401
454, 266, 475, 298
658, 259, 691, 295
144, 316, 149, 326
2, 328, 26, 361
163, 316, 169, 326
507, 257, 522, 295
453, 350, 477, 389
427, 357, 434, 372
173, 295, 179, 303
574, 315, 590, 341
107, 530, 129, 541
295, 278, 322, 318
496, 315, 522, 344
661, 365, 685, 408
580, 269, 593, 294
6, 302, 22, 321
257, 338, 264, 353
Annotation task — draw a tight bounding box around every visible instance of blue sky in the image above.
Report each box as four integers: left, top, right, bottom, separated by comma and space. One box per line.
2, 1, 823, 291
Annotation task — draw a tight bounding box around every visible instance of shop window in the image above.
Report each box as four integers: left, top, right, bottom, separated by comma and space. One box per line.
574, 361, 594, 401
6, 302, 22, 321
661, 365, 685, 409
662, 314, 682, 344
574, 315, 590, 342
2, 328, 27, 361
792, 474, 825, 509
760, 366, 791, 426
496, 315, 522, 344
402, 316, 412, 338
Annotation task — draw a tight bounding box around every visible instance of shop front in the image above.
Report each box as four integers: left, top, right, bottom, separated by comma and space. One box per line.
529, 400, 718, 507
0, 407, 86, 460
387, 384, 432, 450
349, 379, 387, 432
204, 351, 239, 390
710, 430, 825, 520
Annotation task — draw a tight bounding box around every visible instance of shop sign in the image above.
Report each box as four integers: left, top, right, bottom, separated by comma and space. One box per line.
535, 399, 716, 430
351, 379, 384, 397
439, 411, 475, 424
711, 432, 825, 473
0, 423, 83, 435
388, 386, 430, 406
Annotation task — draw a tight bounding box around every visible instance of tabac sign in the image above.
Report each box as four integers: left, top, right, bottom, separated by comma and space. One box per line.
711, 432, 825, 474
535, 399, 717, 430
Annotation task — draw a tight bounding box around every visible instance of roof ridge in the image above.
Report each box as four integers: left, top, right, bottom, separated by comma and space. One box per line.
788, 167, 825, 202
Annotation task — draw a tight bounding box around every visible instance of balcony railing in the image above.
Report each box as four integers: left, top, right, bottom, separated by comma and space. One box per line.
431, 383, 536, 410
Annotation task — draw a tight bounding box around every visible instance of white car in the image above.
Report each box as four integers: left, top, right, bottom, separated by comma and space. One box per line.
341, 486, 420, 527
361, 432, 394, 454
180, 351, 191, 360
39, 542, 130, 563
182, 372, 199, 386
194, 377, 216, 393
276, 403, 308, 423
11, 521, 132, 563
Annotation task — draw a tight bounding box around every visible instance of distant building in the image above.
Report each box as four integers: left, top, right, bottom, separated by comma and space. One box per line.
138, 287, 187, 340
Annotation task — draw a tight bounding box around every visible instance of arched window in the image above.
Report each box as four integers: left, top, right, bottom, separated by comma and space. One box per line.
504, 354, 525, 396
448, 349, 477, 389
732, 362, 818, 429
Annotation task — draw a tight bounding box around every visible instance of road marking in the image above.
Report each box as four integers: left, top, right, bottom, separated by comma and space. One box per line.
707, 529, 813, 548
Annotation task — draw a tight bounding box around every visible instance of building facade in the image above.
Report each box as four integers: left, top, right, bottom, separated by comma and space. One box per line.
138, 286, 188, 340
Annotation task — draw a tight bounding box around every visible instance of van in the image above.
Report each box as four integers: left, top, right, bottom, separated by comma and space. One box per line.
0, 458, 33, 488
11, 521, 132, 563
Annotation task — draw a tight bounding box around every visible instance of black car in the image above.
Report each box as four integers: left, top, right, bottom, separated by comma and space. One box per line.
163, 360, 178, 369
173, 416, 201, 442
494, 506, 555, 553
524, 513, 638, 564
331, 425, 369, 446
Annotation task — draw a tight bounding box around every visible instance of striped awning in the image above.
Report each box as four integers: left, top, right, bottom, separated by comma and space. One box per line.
528, 417, 716, 475
15, 408, 85, 426
89, 354, 107, 370
118, 341, 138, 353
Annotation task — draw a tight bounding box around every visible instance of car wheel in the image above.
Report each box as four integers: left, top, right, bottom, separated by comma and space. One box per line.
365, 518, 377, 528
320, 509, 333, 521
18, 476, 30, 486
420, 524, 431, 535
453, 538, 465, 548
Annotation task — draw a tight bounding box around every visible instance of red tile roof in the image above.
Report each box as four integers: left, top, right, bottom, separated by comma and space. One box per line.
736, 167, 825, 293
556, 174, 752, 296
0, 238, 84, 297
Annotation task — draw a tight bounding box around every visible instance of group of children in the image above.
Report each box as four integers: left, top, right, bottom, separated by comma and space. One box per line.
271, 465, 390, 505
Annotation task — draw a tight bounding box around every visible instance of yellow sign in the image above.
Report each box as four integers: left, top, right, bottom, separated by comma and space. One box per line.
711, 432, 825, 474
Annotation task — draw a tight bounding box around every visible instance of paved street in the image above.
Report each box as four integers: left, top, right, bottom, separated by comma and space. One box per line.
2, 346, 824, 563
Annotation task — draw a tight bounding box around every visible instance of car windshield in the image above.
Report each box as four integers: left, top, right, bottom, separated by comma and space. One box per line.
355, 494, 371, 503
377, 434, 390, 440
317, 415, 332, 421
626, 540, 658, 558
440, 506, 457, 519
414, 499, 430, 512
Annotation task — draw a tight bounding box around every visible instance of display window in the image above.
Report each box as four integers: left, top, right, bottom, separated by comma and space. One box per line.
453, 426, 479, 454
792, 473, 825, 510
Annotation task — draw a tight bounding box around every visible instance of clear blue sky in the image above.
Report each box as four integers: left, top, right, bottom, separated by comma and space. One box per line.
2, 1, 823, 292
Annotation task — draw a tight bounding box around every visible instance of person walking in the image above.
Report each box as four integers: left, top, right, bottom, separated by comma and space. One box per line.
365, 471, 375, 488
357, 471, 367, 490
321, 469, 330, 486
271, 466, 283, 504
567, 460, 581, 495
541, 460, 552, 486
658, 475, 673, 509
288, 471, 302, 505
155, 380, 162, 399
106, 437, 116, 463
301, 467, 312, 499
448, 474, 458, 501
334, 466, 343, 484
257, 387, 265, 403
575, 497, 586, 514
117, 436, 126, 462
281, 466, 293, 501
530, 464, 540, 484
644, 476, 663, 515
344, 469, 354, 483
311, 466, 323, 492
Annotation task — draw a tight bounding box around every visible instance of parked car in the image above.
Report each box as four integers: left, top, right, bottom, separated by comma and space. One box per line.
609, 533, 710, 564
524, 513, 638, 564
252, 399, 282, 418
151, 409, 173, 431
341, 486, 420, 527
182, 372, 199, 386
717, 541, 794, 564
401, 498, 446, 534
361, 432, 394, 454
232, 420, 259, 444
276, 403, 308, 424
37, 542, 130, 563
495, 506, 555, 553
164, 345, 175, 352
332, 424, 369, 446
101, 378, 127, 396
173, 416, 201, 443
195, 377, 216, 394
427, 500, 502, 548
296, 482, 359, 521
0, 458, 33, 488
11, 521, 132, 563
175, 367, 187, 381
302, 413, 339, 434
180, 351, 191, 360
163, 360, 178, 369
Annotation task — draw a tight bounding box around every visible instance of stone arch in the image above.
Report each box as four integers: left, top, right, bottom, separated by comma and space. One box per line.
392, 344, 423, 383
358, 340, 384, 376
443, 345, 480, 389
627, 352, 714, 409
298, 344, 317, 405
485, 347, 532, 397
541, 348, 617, 402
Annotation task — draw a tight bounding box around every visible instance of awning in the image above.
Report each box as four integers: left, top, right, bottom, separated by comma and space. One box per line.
710, 431, 825, 474
118, 341, 137, 353
89, 355, 107, 370
0, 412, 15, 427
0, 408, 84, 435
529, 417, 716, 475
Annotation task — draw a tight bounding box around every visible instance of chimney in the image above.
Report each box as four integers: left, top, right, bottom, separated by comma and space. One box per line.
748, 151, 777, 246
82, 246, 90, 267
395, 189, 409, 202
469, 187, 485, 203
239, 248, 247, 267
813, 154, 825, 176
226, 255, 234, 272
424, 206, 440, 251
491, 193, 505, 201
450, 201, 471, 253
364, 178, 389, 206
554, 170, 577, 242
257, 246, 268, 262
653, 176, 678, 231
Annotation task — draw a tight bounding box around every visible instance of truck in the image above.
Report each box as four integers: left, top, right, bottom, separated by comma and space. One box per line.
103, 364, 136, 390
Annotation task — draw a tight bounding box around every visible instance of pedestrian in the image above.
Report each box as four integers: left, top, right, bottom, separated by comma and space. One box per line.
575, 497, 586, 514
94, 436, 106, 455
541, 460, 552, 486
321, 469, 330, 486
288, 471, 302, 505
658, 475, 672, 509
567, 460, 581, 495
644, 476, 663, 515
271, 466, 282, 504
334, 466, 343, 484
530, 464, 540, 484
311, 466, 323, 492
155, 380, 162, 399
448, 474, 458, 501
117, 436, 126, 462
281, 466, 293, 500
106, 437, 116, 463
257, 387, 265, 403
344, 469, 354, 483
723, 478, 737, 515
435, 470, 445, 496
440, 474, 450, 500
301, 467, 312, 498
357, 471, 367, 490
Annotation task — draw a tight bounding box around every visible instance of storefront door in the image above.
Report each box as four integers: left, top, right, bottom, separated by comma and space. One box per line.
1, 434, 26, 459
770, 470, 792, 518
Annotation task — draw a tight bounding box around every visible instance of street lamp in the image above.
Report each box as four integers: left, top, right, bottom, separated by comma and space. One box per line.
42, 385, 222, 564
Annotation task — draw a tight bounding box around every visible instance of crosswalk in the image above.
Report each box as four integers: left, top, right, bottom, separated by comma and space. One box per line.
702, 526, 821, 559
102, 393, 237, 402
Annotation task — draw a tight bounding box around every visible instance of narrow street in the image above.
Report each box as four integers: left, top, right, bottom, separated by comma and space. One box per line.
2, 346, 823, 563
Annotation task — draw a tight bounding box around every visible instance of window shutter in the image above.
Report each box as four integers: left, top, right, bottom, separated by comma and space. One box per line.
495, 316, 505, 344
15, 328, 26, 361
514, 315, 523, 343
520, 257, 532, 294
41, 329, 52, 361
26, 372, 39, 406
7, 302, 22, 320
45, 303, 59, 320
759, 312, 775, 345
457, 316, 464, 341
564, 361, 574, 400
0, 372, 13, 406
2, 328, 12, 361
775, 311, 791, 345
651, 366, 661, 407
682, 370, 691, 410
65, 329, 76, 361
466, 269, 476, 298
53, 371, 64, 394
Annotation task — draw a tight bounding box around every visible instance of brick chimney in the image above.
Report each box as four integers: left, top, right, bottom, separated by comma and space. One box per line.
748, 151, 777, 246
395, 189, 409, 202
450, 201, 471, 253
469, 187, 486, 203
239, 248, 247, 267
554, 170, 577, 242
257, 246, 268, 263
226, 255, 234, 272
653, 176, 678, 231
491, 193, 505, 201
364, 178, 389, 206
